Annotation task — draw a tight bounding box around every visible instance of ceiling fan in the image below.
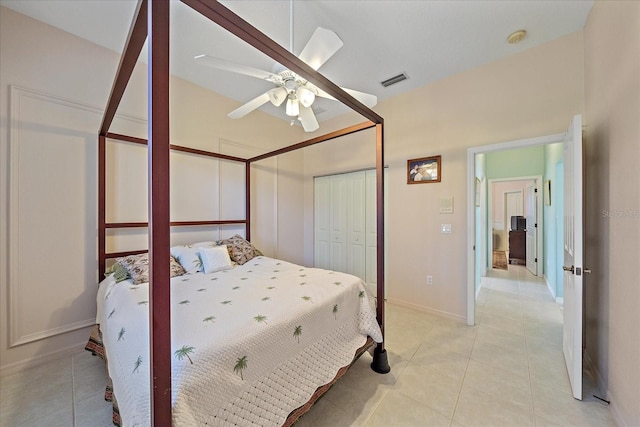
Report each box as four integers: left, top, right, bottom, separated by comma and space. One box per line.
194, 26, 377, 132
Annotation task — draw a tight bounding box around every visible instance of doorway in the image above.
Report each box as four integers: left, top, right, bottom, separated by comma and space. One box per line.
466, 132, 565, 326
487, 178, 542, 275
467, 116, 584, 401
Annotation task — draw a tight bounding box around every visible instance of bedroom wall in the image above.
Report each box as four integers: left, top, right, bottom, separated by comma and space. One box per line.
0, 7, 304, 372
584, 1, 640, 425
303, 30, 585, 319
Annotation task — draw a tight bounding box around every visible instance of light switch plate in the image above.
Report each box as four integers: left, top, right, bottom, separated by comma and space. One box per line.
441, 224, 452, 233
439, 197, 454, 214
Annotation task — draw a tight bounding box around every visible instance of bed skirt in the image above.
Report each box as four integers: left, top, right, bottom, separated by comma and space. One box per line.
85, 325, 375, 426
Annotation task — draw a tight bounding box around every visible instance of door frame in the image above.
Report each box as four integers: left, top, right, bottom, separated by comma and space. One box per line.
486, 177, 542, 271
525, 180, 540, 275
466, 133, 564, 325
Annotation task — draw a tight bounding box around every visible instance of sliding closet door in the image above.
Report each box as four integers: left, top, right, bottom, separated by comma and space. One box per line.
314, 176, 331, 270
364, 170, 378, 286
314, 174, 347, 272
347, 172, 366, 280
329, 176, 348, 272
315, 170, 379, 284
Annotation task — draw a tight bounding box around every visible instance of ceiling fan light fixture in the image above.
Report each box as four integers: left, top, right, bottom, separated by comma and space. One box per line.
297, 86, 316, 108
286, 95, 300, 117
268, 87, 287, 107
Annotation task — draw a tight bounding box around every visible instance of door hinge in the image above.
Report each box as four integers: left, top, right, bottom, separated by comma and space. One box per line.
535, 188, 538, 193
535, 223, 538, 228
535, 257, 538, 262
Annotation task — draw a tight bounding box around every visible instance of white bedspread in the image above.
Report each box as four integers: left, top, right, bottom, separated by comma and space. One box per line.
97, 256, 382, 426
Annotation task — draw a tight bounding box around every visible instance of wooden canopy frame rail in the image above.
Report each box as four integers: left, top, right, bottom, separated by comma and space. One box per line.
98, 0, 387, 424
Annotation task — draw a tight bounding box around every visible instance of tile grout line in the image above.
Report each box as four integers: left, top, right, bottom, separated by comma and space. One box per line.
519, 275, 539, 427
448, 327, 476, 426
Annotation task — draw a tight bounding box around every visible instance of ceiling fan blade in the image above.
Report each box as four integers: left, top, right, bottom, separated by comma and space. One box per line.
228, 92, 271, 119
315, 87, 378, 108
194, 55, 279, 82
298, 27, 344, 71
342, 88, 378, 108
298, 106, 319, 132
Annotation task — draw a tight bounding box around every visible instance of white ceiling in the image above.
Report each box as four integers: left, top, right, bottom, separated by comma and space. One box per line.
1, 0, 593, 124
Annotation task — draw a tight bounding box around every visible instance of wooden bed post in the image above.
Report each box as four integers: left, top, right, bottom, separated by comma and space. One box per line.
98, 135, 106, 281
245, 161, 251, 241
98, 0, 147, 280
371, 122, 390, 374
148, 0, 172, 424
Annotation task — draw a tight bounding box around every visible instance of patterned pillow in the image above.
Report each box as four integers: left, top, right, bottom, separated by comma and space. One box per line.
107, 262, 130, 283
217, 235, 261, 265
116, 253, 186, 285
170, 242, 216, 274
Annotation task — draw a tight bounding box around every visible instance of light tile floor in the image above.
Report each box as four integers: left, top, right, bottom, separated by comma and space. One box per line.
0, 265, 615, 426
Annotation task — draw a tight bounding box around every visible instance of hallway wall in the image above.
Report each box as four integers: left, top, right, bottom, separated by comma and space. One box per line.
584, 1, 640, 425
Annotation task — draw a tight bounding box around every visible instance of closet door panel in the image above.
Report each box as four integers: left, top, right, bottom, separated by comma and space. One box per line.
314, 169, 383, 286
314, 176, 331, 269
365, 170, 378, 286
330, 176, 347, 272
347, 172, 366, 279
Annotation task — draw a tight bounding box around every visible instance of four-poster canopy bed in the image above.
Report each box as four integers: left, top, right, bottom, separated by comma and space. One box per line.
90, 0, 389, 425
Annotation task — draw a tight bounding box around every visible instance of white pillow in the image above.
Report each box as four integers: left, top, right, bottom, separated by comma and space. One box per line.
199, 245, 233, 274
170, 241, 215, 274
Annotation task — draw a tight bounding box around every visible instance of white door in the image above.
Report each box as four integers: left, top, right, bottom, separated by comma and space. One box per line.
563, 114, 584, 400
347, 172, 366, 279
365, 170, 378, 286
314, 176, 331, 269
313, 174, 347, 272
330, 176, 347, 272
526, 182, 538, 275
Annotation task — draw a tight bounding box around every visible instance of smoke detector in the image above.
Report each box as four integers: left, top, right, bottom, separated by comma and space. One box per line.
507, 30, 527, 44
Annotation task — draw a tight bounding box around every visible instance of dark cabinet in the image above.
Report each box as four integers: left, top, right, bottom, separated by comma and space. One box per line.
509, 230, 526, 264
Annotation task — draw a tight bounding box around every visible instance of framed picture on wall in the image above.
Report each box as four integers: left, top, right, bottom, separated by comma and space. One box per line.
407, 155, 441, 184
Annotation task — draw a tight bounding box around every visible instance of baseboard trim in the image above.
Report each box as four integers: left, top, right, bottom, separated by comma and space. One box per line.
583, 350, 631, 426
386, 298, 466, 323
584, 350, 606, 396
0, 342, 85, 377
476, 281, 483, 299
544, 274, 557, 299
607, 389, 629, 427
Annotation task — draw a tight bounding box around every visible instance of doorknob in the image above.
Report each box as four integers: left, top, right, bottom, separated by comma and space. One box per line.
584, 268, 592, 274
563, 265, 575, 273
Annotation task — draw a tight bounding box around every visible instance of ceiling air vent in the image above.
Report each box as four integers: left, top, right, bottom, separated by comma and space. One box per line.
380, 72, 409, 88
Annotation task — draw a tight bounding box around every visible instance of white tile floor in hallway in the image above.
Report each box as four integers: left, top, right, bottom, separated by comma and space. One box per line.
0, 265, 615, 426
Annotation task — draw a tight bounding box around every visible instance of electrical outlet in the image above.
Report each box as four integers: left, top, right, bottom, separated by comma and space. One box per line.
426, 275, 433, 285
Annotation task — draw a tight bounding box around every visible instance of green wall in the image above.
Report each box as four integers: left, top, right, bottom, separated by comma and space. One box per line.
543, 143, 564, 299
486, 145, 545, 179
